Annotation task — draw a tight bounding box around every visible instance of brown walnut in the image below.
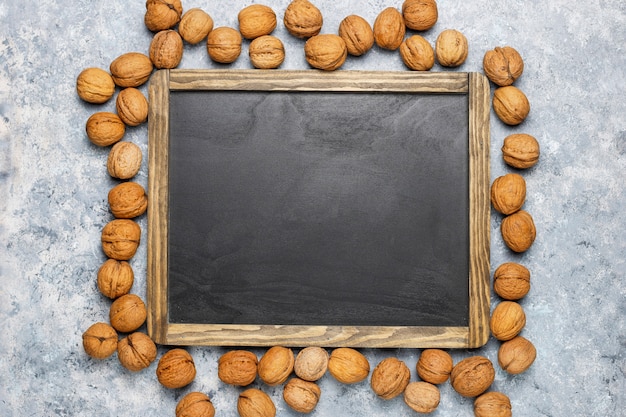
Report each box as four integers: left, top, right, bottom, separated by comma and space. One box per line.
108, 181, 148, 219
109, 293, 147, 333
450, 356, 495, 397
150, 29, 183, 69
493, 85, 530, 125
490, 300, 526, 341
179, 8, 214, 44
498, 335, 537, 374
403, 381, 440, 414
402, 0, 438, 31
86, 112, 125, 147
117, 331, 157, 372
116, 88, 148, 127
218, 350, 258, 386
370, 357, 411, 400
258, 346, 295, 386
144, 0, 183, 32
416, 349, 453, 384
109, 52, 154, 88
101, 219, 141, 260
493, 262, 531, 300
249, 35, 285, 69
238, 4, 277, 39
328, 347, 370, 384
502, 133, 540, 169
207, 27, 242, 64
76, 67, 115, 104
483, 46, 524, 86
82, 322, 118, 359
107, 141, 142, 180
474, 391, 512, 417
490, 173, 526, 215
400, 35, 434, 71
435, 29, 468, 67
283, 0, 323, 39
338, 15, 374, 56
157, 348, 197, 389
238, 388, 276, 417
283, 377, 321, 413
304, 34, 347, 71
501, 210, 536, 252
176, 392, 216, 417
294, 346, 328, 382
373, 7, 405, 51
97, 258, 134, 299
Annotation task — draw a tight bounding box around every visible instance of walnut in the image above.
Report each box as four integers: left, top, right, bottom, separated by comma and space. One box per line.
116, 88, 148, 127
157, 348, 197, 389
498, 335, 536, 374
144, 0, 183, 32
399, 35, 434, 71
294, 347, 328, 381
150, 29, 183, 69
108, 182, 148, 219
483, 46, 524, 86
86, 112, 125, 147
176, 392, 216, 417
502, 133, 540, 169
82, 322, 118, 359
493, 85, 530, 125
490, 300, 526, 341
249, 35, 285, 69
218, 350, 258, 386
474, 391, 512, 417
435, 29, 468, 67
493, 262, 531, 300
258, 346, 295, 386
283, 377, 321, 413
207, 27, 242, 64
107, 141, 143, 180
490, 173, 526, 215
101, 219, 141, 261
97, 258, 134, 299
76, 68, 115, 104
238, 4, 277, 40
450, 356, 495, 398
110, 52, 154, 88
338, 15, 374, 56
304, 34, 347, 71
328, 347, 370, 384
402, 0, 438, 31
109, 293, 147, 333
416, 349, 453, 384
370, 357, 411, 400
373, 7, 405, 51
283, 0, 323, 39
501, 210, 536, 253
179, 8, 214, 44
403, 381, 440, 414
117, 331, 157, 371
238, 388, 276, 417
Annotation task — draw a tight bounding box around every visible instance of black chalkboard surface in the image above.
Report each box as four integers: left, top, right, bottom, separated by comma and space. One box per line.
147, 70, 490, 348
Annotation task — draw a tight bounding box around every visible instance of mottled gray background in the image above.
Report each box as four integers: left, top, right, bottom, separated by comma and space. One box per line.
1, 1, 624, 416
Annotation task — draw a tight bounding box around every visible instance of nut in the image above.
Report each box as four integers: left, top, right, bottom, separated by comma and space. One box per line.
179, 8, 214, 44
110, 52, 154, 88
493, 262, 531, 300
157, 348, 197, 389
97, 258, 134, 299
498, 335, 536, 374
144, 0, 183, 32
109, 293, 147, 333
304, 34, 347, 71
483, 46, 524, 86
490, 173, 526, 215
474, 391, 512, 417
402, 0, 438, 31
207, 27, 242, 64
501, 210, 536, 252
490, 300, 526, 341
283, 0, 323, 39
493, 85, 530, 125
108, 181, 148, 219
107, 141, 143, 180
373, 7, 405, 51
238, 4, 277, 40
416, 349, 453, 384
435, 29, 468, 67
283, 377, 321, 413
176, 392, 216, 417
249, 35, 285, 69
370, 357, 411, 400
258, 346, 295, 386
218, 350, 258, 386
82, 322, 118, 359
502, 133, 540, 169
403, 381, 440, 413
101, 219, 141, 260
294, 346, 328, 381
150, 29, 183, 69
450, 356, 495, 397
76, 68, 115, 104
116, 88, 148, 127
338, 15, 374, 56
238, 388, 276, 417
117, 331, 157, 371
86, 112, 125, 147
328, 347, 370, 384
400, 35, 434, 71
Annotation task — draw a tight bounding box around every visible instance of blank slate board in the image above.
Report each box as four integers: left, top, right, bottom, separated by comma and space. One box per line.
147, 69, 490, 348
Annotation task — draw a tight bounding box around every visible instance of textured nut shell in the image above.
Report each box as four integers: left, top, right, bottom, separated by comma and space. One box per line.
144, 0, 182, 32
491, 173, 526, 215
249, 35, 285, 69
150, 30, 183, 69
283, 377, 321, 413
400, 35, 434, 71
294, 347, 328, 381
493, 86, 530, 125
402, 0, 438, 31
157, 348, 196, 389
501, 210, 536, 252
450, 356, 495, 397
86, 112, 125, 147
97, 258, 134, 299
370, 357, 411, 400
238, 4, 277, 39
108, 182, 148, 219
116, 88, 148, 127
107, 141, 142, 180
494, 262, 531, 300
403, 381, 440, 413
207, 27, 242, 64
328, 348, 370, 384
502, 133, 540, 169
498, 335, 536, 374
304, 34, 347, 71
82, 322, 118, 359
109, 293, 147, 333
110, 52, 154, 88
179, 8, 214, 44
258, 346, 295, 386
474, 391, 512, 417
117, 332, 157, 371
238, 388, 276, 417
435, 29, 468, 67
483, 46, 524, 86
416, 349, 453, 384
218, 350, 258, 386
338, 15, 374, 56
101, 219, 141, 260
76, 68, 115, 104
176, 392, 216, 417
373, 7, 405, 51
283, 0, 323, 39
490, 301, 526, 341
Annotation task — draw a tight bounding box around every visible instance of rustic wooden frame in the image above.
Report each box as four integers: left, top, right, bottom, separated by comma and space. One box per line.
147, 69, 490, 348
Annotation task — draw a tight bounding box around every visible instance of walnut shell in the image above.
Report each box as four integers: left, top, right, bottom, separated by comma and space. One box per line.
294, 347, 328, 382
328, 347, 370, 384
490, 173, 526, 215
283, 0, 323, 39
304, 34, 347, 71
283, 377, 321, 413
493, 86, 530, 125
101, 219, 141, 261
501, 210, 536, 253
109, 293, 147, 333
76, 67, 115, 104
144, 0, 183, 32
498, 335, 536, 374
117, 331, 157, 371
483, 46, 524, 87
450, 356, 495, 398
490, 300, 526, 341
97, 258, 134, 299
86, 112, 125, 147
373, 7, 405, 51
82, 322, 118, 359
249, 35, 285, 69
370, 357, 411, 400
238, 4, 277, 40
258, 346, 295, 386
403, 381, 440, 414
107, 141, 143, 180
176, 392, 216, 417
493, 262, 531, 300
402, 0, 438, 31
207, 27, 242, 64
157, 348, 197, 389
179, 8, 214, 44
218, 350, 258, 386
116, 88, 148, 127
399, 35, 434, 71
238, 388, 276, 417
502, 133, 540, 169
435, 29, 468, 67
474, 391, 512, 417
110, 52, 154, 88
338, 15, 374, 56
108, 182, 148, 219
416, 349, 453, 384
150, 29, 183, 69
